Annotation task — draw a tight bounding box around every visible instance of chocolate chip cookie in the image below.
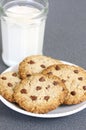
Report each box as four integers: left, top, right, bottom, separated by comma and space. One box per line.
42, 64, 86, 104
19, 55, 62, 79
0, 72, 21, 102
13, 73, 67, 114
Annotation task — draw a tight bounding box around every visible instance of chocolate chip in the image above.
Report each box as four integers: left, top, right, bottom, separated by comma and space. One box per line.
53, 81, 58, 86
44, 96, 50, 101
1, 77, 7, 80
28, 60, 35, 64
7, 83, 13, 87
27, 74, 31, 77
74, 70, 79, 74
36, 86, 42, 90
55, 65, 60, 70
71, 91, 76, 96
30, 96, 37, 101
40, 64, 46, 68
62, 79, 66, 83
78, 77, 83, 80
62, 88, 65, 91
39, 77, 45, 82
46, 85, 50, 89
20, 89, 27, 94
12, 73, 17, 77
47, 72, 53, 75
83, 86, 86, 90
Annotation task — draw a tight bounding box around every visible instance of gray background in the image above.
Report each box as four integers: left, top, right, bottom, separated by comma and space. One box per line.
0, 0, 86, 130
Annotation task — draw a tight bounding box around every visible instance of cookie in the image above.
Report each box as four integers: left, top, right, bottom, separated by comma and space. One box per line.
19, 55, 62, 79
42, 64, 86, 104
13, 73, 67, 114
0, 72, 21, 102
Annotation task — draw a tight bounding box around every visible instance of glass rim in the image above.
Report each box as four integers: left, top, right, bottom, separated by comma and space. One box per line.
2, 0, 49, 19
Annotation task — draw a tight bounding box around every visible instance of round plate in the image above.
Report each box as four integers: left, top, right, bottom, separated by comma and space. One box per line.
0, 61, 86, 118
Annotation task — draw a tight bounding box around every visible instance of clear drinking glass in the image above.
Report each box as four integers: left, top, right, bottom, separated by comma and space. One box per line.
0, 0, 49, 66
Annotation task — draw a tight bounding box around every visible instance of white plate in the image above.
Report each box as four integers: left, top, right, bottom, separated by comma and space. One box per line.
0, 61, 86, 118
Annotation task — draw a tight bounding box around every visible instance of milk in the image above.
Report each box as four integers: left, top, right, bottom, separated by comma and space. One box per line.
1, 3, 46, 66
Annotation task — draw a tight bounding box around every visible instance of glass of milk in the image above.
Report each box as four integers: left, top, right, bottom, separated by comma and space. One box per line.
0, 0, 49, 66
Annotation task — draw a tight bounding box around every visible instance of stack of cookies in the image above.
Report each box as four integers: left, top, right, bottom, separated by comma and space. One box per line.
0, 55, 86, 114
